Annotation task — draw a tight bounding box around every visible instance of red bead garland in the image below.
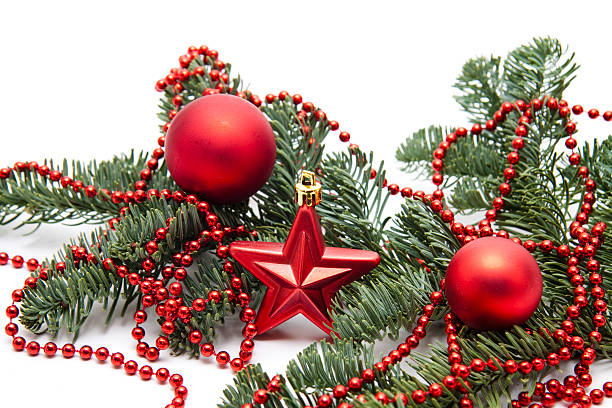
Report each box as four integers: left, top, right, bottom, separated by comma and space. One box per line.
0, 45, 610, 408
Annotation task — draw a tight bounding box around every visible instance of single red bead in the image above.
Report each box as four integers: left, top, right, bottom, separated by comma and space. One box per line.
518, 361, 532, 375
501, 102, 514, 113
160, 318, 176, 334
442, 375, 457, 389
189, 330, 202, 344
590, 389, 604, 404
348, 376, 363, 391
546, 98, 559, 110
579, 373, 592, 387
388, 183, 400, 195
430, 291, 443, 305
172, 397, 185, 408
432, 173, 444, 186
470, 358, 485, 372
508, 151, 520, 164
62, 344, 76, 358
92, 347, 108, 361
12, 336, 26, 351
602, 382, 612, 397
155, 368, 170, 382
124, 360, 138, 375
374, 392, 389, 404
253, 389, 268, 404
494, 110, 505, 122
26, 341, 40, 356
131, 327, 145, 341
504, 360, 518, 373
40, 342, 57, 356
361, 368, 375, 382
429, 382, 443, 397
499, 183, 511, 196
339, 131, 350, 142
504, 167, 516, 180
512, 137, 525, 149
532, 357, 545, 371
139, 365, 154, 380
169, 374, 183, 388
540, 240, 554, 252
540, 394, 557, 408
110, 352, 124, 366
216, 351, 230, 366
459, 397, 474, 408
515, 125, 527, 137
6, 305, 19, 319
292, 94, 302, 104
79, 345, 93, 360
145, 347, 160, 361
230, 358, 244, 372
4, 322, 18, 336
11, 255, 24, 268
412, 389, 427, 404
135, 341, 149, 356
174, 385, 188, 399
26, 258, 39, 271
569, 152, 581, 165
571, 105, 583, 114
332, 384, 348, 398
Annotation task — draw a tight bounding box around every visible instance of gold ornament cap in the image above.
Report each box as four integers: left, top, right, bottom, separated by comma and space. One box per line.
295, 170, 322, 206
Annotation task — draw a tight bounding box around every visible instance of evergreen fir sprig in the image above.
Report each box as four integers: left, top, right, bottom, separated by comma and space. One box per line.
221, 38, 610, 408
327, 198, 459, 342
501, 38, 578, 104
17, 199, 209, 338
18, 227, 116, 336
1, 37, 609, 408
454, 37, 578, 124
395, 125, 507, 180
0, 151, 175, 228
318, 149, 390, 250
166, 252, 266, 357
397, 38, 579, 215
453, 55, 502, 123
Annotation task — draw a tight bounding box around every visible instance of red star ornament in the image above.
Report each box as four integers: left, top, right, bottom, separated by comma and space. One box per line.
229, 204, 380, 335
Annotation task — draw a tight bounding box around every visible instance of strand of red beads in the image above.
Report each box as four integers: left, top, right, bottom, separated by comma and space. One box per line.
6, 286, 189, 407
1, 45, 611, 408
2, 48, 262, 408
235, 95, 611, 407
154, 48, 612, 407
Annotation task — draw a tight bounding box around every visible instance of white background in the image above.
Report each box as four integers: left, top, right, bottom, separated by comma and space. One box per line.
0, 1, 611, 407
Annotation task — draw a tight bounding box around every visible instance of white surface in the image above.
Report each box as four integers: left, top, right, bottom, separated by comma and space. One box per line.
1, 1, 611, 407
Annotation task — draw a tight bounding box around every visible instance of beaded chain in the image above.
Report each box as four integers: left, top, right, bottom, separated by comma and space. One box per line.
2, 45, 611, 408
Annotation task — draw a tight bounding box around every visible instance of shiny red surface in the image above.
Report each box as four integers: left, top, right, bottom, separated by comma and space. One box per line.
230, 205, 380, 335
445, 236, 542, 331
165, 94, 276, 204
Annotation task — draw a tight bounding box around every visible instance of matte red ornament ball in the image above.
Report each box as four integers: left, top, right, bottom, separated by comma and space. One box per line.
445, 237, 542, 331
165, 94, 276, 204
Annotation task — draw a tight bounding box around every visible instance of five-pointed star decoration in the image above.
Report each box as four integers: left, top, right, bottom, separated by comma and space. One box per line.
229, 204, 380, 335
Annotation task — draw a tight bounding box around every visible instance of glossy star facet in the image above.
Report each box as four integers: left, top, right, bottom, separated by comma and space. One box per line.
229, 204, 380, 335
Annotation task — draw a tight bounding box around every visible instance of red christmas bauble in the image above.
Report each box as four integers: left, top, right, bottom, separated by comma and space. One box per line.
165, 94, 276, 204
445, 237, 542, 331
